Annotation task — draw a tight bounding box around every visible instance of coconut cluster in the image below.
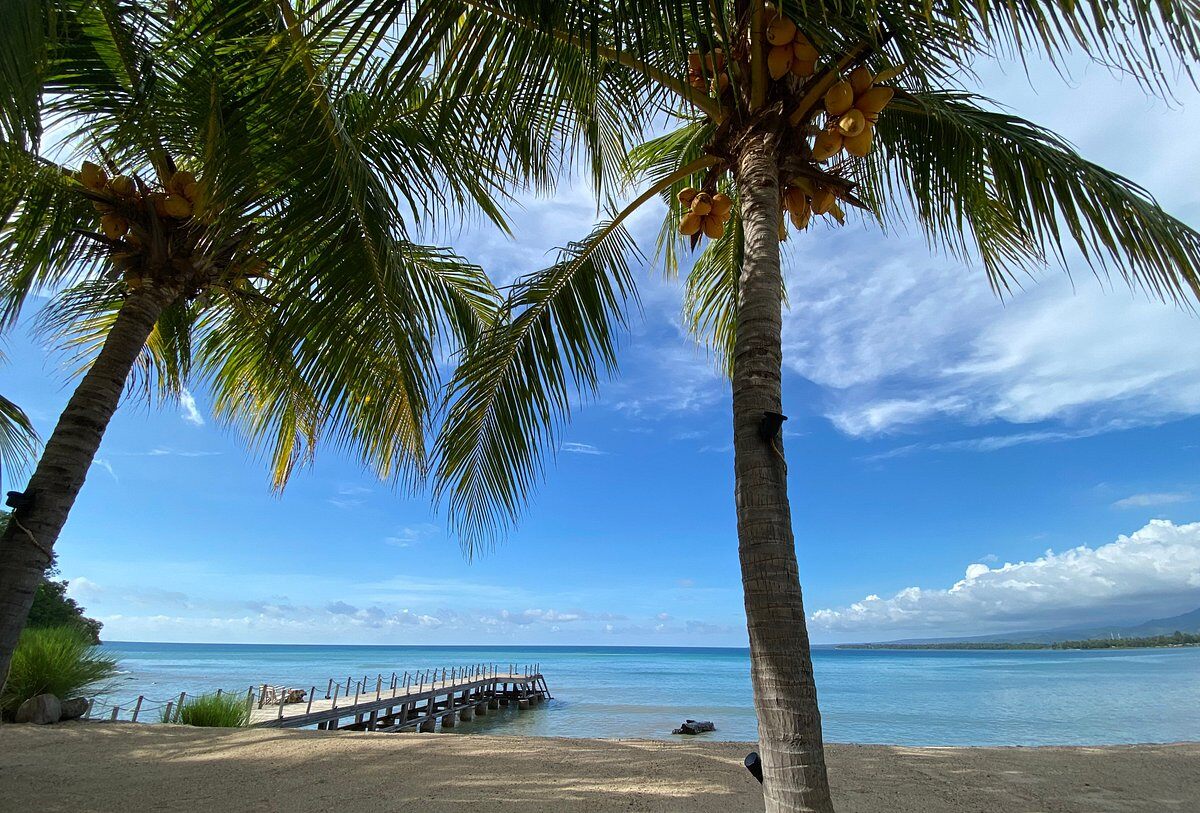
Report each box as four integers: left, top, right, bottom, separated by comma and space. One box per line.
763, 4, 819, 79
812, 67, 894, 161
687, 50, 730, 94
678, 188, 734, 239
781, 178, 843, 236
79, 161, 203, 243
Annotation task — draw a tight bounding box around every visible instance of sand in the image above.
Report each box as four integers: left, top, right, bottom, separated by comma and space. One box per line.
3, 724, 1197, 812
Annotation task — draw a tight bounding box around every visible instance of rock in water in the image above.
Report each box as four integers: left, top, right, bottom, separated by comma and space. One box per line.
15, 694, 62, 725
60, 698, 90, 721
672, 719, 716, 735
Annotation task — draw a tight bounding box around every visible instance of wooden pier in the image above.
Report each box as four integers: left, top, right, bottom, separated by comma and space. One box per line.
246, 663, 550, 733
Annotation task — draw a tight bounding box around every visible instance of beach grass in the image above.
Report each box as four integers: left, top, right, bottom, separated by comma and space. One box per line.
166, 692, 250, 727
1, 625, 118, 718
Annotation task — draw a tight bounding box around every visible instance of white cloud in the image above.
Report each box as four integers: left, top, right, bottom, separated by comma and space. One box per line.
810, 520, 1200, 639
179, 389, 204, 426
383, 523, 439, 548
561, 442, 606, 455
92, 458, 117, 481
1113, 492, 1193, 509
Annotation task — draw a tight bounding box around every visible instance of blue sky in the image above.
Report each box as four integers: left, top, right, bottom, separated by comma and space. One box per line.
4, 56, 1200, 646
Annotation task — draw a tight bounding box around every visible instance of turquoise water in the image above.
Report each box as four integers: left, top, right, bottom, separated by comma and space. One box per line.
99, 642, 1200, 745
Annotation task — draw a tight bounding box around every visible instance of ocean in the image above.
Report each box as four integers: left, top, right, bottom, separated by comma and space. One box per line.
98, 642, 1200, 745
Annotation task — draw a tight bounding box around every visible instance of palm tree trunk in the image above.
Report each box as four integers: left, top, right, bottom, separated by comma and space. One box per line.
0, 284, 177, 681
732, 133, 835, 813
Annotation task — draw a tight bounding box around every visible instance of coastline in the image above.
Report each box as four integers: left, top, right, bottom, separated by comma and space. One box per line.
6, 723, 1197, 812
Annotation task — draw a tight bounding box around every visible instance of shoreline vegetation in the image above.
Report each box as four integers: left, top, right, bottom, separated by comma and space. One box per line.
839, 631, 1200, 651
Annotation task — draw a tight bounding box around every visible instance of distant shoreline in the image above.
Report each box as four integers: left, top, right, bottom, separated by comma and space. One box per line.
839, 633, 1200, 652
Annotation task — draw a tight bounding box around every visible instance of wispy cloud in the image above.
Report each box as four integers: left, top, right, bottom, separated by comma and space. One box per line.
384, 523, 439, 548
327, 484, 373, 510
561, 442, 606, 455
92, 458, 117, 481
179, 389, 204, 426
1113, 492, 1192, 509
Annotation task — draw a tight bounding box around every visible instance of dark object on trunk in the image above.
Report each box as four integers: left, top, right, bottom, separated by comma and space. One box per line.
672, 719, 715, 735
757, 411, 787, 441
745, 751, 764, 783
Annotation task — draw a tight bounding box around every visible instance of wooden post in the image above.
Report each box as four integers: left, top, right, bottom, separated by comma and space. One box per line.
258, 683, 267, 709
176, 692, 186, 722
84, 697, 95, 719
163, 701, 174, 722
353, 682, 361, 708
131, 696, 144, 723
376, 675, 382, 700
307, 686, 316, 714
216, 689, 223, 699
245, 687, 254, 718
326, 678, 333, 699
277, 693, 285, 720
331, 682, 340, 709
110, 705, 120, 721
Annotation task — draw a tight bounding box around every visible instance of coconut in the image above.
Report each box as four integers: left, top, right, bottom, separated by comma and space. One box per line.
766, 15, 797, 46
792, 32, 818, 63
849, 66, 874, 95
811, 129, 844, 161
80, 161, 107, 190
767, 45, 793, 80
170, 170, 196, 194
855, 86, 894, 114
679, 212, 703, 236
824, 80, 854, 116
811, 188, 836, 215
713, 73, 731, 92
690, 192, 713, 216
100, 214, 129, 239
790, 58, 816, 78
703, 215, 725, 239
678, 186, 699, 206
109, 175, 136, 197
837, 109, 866, 137
688, 52, 703, 73
843, 123, 874, 157
163, 195, 193, 218
711, 193, 734, 218
783, 187, 807, 214
789, 206, 812, 230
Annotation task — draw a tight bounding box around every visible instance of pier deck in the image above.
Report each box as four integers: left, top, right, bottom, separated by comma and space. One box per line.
245, 664, 550, 733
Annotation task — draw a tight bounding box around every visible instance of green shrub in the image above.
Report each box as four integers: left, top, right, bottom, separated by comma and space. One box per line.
165, 692, 250, 727
1, 625, 118, 718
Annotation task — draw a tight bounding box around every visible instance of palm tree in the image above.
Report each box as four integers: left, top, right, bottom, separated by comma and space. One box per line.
0, 0, 515, 680
324, 2, 1200, 811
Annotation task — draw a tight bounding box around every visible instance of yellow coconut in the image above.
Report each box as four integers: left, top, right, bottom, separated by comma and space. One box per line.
789, 206, 812, 230
855, 86, 894, 115
767, 45, 793, 80
679, 211, 703, 236
109, 175, 136, 197
163, 195, 193, 218
702, 215, 725, 239
100, 214, 129, 239
837, 109, 867, 137
766, 14, 797, 46
80, 161, 107, 190
170, 170, 196, 194
824, 80, 854, 116
811, 187, 836, 215
713, 72, 731, 92
849, 66, 874, 95
790, 58, 817, 78
182, 180, 199, 201
844, 123, 874, 157
678, 186, 699, 206
811, 130, 844, 161
783, 187, 807, 214
690, 192, 713, 216
711, 193, 734, 218
792, 32, 818, 63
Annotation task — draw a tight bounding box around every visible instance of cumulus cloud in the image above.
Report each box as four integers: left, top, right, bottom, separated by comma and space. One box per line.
810, 520, 1200, 639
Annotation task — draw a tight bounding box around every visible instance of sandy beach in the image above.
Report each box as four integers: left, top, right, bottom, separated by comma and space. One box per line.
3, 724, 1197, 812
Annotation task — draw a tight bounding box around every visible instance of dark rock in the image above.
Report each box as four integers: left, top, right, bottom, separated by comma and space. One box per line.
672, 719, 715, 735
59, 698, 89, 721
15, 693, 62, 725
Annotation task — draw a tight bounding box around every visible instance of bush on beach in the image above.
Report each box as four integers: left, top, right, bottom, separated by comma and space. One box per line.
165, 691, 250, 727
1, 625, 118, 719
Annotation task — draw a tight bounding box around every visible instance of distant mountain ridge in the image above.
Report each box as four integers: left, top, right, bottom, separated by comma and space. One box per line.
864, 606, 1200, 646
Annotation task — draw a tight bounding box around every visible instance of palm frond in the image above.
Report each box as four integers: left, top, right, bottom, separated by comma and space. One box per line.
434, 221, 640, 552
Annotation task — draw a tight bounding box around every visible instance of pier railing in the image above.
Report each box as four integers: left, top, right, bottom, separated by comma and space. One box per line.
82, 662, 549, 731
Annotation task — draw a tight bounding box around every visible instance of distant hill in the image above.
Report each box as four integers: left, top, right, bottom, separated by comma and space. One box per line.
861, 606, 1200, 646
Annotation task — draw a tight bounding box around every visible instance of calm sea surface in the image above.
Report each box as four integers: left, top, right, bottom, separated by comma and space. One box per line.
98, 642, 1200, 745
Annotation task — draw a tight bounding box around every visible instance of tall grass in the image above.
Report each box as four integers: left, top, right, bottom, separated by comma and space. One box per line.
1, 625, 118, 718
165, 692, 250, 727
